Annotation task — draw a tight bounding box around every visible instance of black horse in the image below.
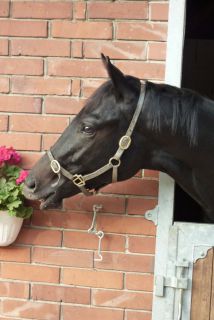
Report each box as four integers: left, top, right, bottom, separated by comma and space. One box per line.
24, 54, 214, 222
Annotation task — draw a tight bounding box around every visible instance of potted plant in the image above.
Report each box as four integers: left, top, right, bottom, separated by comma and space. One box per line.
0, 146, 33, 246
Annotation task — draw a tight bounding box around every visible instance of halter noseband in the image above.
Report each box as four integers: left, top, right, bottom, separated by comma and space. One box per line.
47, 84, 146, 196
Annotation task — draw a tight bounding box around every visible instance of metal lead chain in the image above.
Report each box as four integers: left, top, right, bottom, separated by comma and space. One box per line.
88, 204, 104, 262
95, 230, 104, 261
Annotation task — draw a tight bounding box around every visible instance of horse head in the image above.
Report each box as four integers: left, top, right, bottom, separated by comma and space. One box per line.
23, 54, 149, 209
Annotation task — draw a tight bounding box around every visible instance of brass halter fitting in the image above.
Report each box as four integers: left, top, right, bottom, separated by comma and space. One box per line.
72, 174, 86, 187
119, 135, 132, 150
50, 159, 61, 174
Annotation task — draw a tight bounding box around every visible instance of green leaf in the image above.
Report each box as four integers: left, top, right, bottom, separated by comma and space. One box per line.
14, 206, 33, 219
7, 199, 22, 211
3, 165, 21, 179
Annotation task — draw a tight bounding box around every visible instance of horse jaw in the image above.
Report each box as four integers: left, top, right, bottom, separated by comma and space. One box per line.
39, 193, 63, 210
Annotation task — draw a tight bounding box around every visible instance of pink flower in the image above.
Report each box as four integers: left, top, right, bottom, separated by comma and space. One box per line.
8, 151, 21, 165
16, 170, 29, 185
0, 146, 21, 165
0, 146, 10, 165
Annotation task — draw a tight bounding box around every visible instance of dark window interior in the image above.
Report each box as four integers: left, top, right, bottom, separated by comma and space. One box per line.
174, 0, 214, 222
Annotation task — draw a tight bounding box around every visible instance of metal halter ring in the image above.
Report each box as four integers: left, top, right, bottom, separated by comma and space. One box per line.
109, 157, 121, 167
50, 159, 61, 174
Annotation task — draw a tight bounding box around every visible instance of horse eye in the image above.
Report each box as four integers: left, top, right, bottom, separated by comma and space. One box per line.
82, 125, 95, 135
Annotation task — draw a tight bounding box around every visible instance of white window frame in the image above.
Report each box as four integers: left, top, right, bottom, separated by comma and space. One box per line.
152, 0, 187, 318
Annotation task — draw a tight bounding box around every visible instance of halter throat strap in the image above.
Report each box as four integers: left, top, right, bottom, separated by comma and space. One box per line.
47, 83, 146, 196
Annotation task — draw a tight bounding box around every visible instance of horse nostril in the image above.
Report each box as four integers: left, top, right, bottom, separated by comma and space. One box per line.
25, 174, 37, 191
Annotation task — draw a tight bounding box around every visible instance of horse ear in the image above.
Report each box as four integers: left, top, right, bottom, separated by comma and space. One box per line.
101, 53, 129, 100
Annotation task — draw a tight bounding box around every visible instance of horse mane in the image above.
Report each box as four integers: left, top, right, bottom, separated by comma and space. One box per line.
145, 82, 200, 146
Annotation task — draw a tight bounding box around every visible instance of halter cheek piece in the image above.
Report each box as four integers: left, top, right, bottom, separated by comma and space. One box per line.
47, 84, 146, 196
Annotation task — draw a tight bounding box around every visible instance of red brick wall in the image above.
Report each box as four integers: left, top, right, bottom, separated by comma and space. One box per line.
0, 1, 168, 319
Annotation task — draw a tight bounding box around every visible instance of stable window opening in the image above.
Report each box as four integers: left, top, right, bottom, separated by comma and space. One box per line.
174, 0, 214, 222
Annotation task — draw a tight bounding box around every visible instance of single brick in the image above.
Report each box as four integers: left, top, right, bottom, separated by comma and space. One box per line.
93, 289, 152, 310
126, 273, 154, 292
11, 39, 70, 57
128, 236, 156, 254
72, 78, 81, 96
1, 263, 60, 283
150, 3, 169, 21
10, 114, 69, 133
72, 41, 83, 58
45, 96, 83, 115
0, 58, 43, 75
73, 2, 86, 20
63, 305, 123, 320
52, 21, 112, 39
148, 42, 166, 61
97, 215, 156, 235
12, 77, 71, 95
0, 96, 42, 113
0, 133, 41, 151
16, 228, 62, 247
0, 115, 8, 131
32, 283, 90, 304
117, 22, 168, 41
12, 1, 73, 19
115, 60, 165, 80
0, 281, 29, 299
32, 247, 93, 268
2, 300, 60, 320
63, 268, 123, 289
0, 0, 9, 17
48, 58, 107, 78
88, 1, 148, 20
0, 39, 9, 55
0, 20, 48, 37
0, 77, 9, 93
95, 252, 154, 273
126, 310, 152, 320
0, 246, 30, 263
126, 197, 157, 215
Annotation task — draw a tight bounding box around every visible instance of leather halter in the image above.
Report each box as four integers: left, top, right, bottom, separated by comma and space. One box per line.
47, 84, 146, 196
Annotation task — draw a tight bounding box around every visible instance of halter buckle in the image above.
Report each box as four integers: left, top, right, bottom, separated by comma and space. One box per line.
119, 135, 131, 150
73, 174, 86, 187
50, 159, 61, 174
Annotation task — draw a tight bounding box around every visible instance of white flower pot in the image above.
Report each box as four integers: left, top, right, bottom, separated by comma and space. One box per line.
0, 210, 23, 246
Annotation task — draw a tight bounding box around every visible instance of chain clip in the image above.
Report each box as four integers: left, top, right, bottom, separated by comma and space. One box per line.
88, 204, 104, 262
